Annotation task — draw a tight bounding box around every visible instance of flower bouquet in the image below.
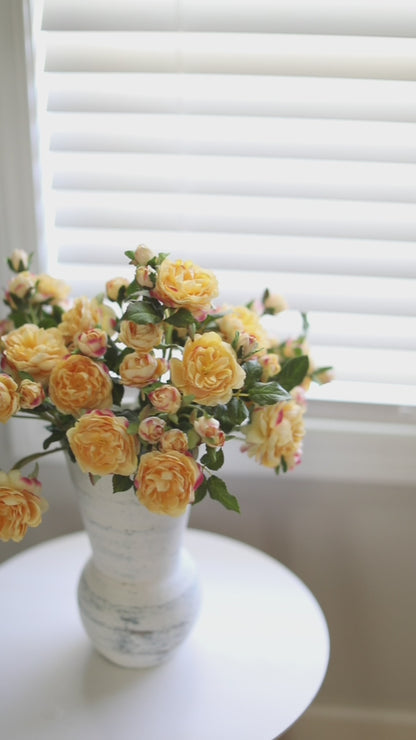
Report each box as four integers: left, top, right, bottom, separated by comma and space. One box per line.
0, 246, 332, 544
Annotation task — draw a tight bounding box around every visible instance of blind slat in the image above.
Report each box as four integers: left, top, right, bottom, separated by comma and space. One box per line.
48, 113, 416, 163
44, 32, 416, 80
51, 152, 416, 203
42, 0, 416, 37
46, 74, 416, 122
53, 190, 416, 242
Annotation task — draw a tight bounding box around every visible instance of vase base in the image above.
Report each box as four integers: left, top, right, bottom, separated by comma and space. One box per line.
77, 552, 201, 669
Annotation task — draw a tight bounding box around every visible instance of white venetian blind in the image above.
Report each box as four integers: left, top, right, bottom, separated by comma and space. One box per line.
34, 0, 416, 408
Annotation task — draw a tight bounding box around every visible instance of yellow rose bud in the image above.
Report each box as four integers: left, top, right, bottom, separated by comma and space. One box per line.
0, 470, 48, 542
49, 354, 113, 416
159, 429, 189, 453
0, 374, 20, 422
134, 450, 201, 516
19, 378, 45, 409
153, 258, 218, 320
263, 293, 288, 313
10, 249, 29, 271
148, 385, 182, 414
105, 277, 130, 302
118, 321, 163, 352
119, 352, 167, 388
170, 332, 245, 406
2, 324, 67, 385
67, 410, 138, 477
134, 244, 155, 265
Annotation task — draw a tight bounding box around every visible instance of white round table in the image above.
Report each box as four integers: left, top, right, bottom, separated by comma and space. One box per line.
0, 529, 329, 740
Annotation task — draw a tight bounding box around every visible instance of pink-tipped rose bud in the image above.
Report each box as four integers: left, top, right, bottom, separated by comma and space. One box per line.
159, 428, 189, 453
76, 328, 108, 358
19, 379, 45, 409
6, 272, 35, 305
134, 244, 155, 266
258, 353, 281, 381
10, 249, 29, 272
138, 416, 166, 444
193, 416, 226, 448
135, 265, 156, 288
148, 385, 182, 414
105, 276, 130, 302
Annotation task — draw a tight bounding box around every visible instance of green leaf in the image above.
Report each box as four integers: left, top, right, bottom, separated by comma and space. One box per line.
201, 446, 224, 471
124, 250, 136, 261
193, 477, 208, 504
112, 474, 134, 493
276, 355, 310, 391
122, 299, 164, 325
241, 360, 263, 389
214, 397, 249, 433
186, 428, 200, 450
112, 381, 125, 407
248, 381, 291, 406
43, 430, 65, 450
165, 308, 196, 328
207, 476, 240, 513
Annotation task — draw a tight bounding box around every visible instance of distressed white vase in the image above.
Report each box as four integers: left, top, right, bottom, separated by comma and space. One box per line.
67, 460, 201, 668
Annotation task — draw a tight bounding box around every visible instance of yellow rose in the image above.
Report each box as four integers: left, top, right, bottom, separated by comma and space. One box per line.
49, 354, 113, 416
34, 273, 71, 305
134, 450, 201, 516
2, 324, 67, 385
0, 470, 48, 542
242, 400, 305, 470
170, 332, 245, 406
217, 305, 271, 356
118, 320, 164, 352
0, 374, 20, 422
159, 429, 189, 453
19, 378, 45, 409
59, 297, 116, 347
67, 410, 138, 476
148, 385, 182, 414
119, 351, 167, 388
153, 259, 218, 319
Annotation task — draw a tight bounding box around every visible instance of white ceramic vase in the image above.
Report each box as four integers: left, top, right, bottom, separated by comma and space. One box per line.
67, 460, 201, 668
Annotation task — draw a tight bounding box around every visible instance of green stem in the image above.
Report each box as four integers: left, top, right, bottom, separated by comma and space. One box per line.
13, 446, 65, 471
